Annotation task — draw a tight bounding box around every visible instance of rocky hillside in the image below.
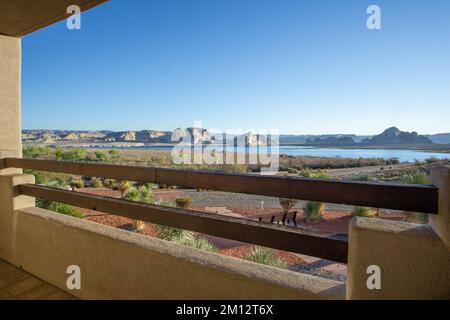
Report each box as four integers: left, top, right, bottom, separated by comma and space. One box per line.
362, 127, 432, 145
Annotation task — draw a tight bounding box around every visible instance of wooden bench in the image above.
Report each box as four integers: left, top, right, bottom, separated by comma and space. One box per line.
259, 211, 298, 227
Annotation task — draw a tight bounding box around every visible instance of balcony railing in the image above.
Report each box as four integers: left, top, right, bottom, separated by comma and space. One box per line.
0, 157, 440, 264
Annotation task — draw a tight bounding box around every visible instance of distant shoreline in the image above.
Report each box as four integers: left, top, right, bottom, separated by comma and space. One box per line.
23, 140, 450, 154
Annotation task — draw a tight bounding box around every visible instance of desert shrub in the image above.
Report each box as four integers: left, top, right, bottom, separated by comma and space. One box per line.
175, 197, 193, 209
119, 181, 132, 195
279, 199, 297, 213
287, 168, 298, 174
404, 212, 429, 225
354, 173, 372, 182
92, 178, 103, 188
36, 199, 85, 219
386, 157, 400, 165
108, 149, 121, 162
244, 246, 288, 269
298, 168, 314, 178
94, 151, 109, 162
123, 186, 152, 203
425, 156, 438, 164
402, 171, 430, 185
304, 201, 325, 223
157, 225, 195, 243
186, 237, 218, 252
103, 179, 121, 190
70, 179, 84, 190
55, 147, 64, 161
352, 207, 379, 218
62, 148, 87, 161
401, 171, 430, 224
26, 170, 67, 188
23, 146, 52, 159
299, 168, 330, 179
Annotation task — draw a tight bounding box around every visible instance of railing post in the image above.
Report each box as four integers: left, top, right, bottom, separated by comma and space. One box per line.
347, 165, 450, 300
0, 174, 35, 262
430, 166, 450, 248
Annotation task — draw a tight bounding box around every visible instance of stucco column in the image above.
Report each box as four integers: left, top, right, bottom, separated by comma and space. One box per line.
0, 174, 35, 263
0, 35, 22, 175
430, 166, 450, 248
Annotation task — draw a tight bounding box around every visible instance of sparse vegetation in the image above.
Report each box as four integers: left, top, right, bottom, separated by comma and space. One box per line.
304, 201, 325, 223
23, 146, 52, 159
352, 207, 379, 218
401, 170, 430, 224
353, 173, 372, 182
36, 198, 85, 219
298, 168, 331, 179
244, 246, 289, 269
402, 171, 430, 185
175, 197, 193, 209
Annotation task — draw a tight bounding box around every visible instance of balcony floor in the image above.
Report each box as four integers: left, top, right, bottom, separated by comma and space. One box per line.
0, 259, 76, 300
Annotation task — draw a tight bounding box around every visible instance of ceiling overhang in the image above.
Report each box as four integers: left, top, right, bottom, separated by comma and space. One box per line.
0, 0, 108, 37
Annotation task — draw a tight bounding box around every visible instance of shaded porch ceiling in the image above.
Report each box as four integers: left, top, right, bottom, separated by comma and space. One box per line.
0, 0, 108, 37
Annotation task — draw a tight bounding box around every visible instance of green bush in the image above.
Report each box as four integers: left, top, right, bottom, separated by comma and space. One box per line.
299, 168, 330, 179
55, 147, 64, 161
92, 178, 103, 188
244, 246, 288, 269
36, 199, 85, 219
354, 173, 372, 182
402, 171, 430, 185
26, 170, 68, 188
352, 207, 379, 218
108, 149, 121, 162
175, 197, 193, 209
62, 148, 87, 161
304, 201, 325, 223
157, 225, 195, 243
94, 151, 109, 162
401, 171, 430, 224
425, 156, 438, 164
70, 179, 84, 189
187, 237, 218, 252
404, 212, 429, 225
23, 146, 52, 159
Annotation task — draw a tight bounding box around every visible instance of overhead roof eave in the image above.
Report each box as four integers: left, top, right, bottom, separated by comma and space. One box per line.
0, 0, 108, 37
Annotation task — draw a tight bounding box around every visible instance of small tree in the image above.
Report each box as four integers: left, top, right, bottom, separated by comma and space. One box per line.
279, 198, 297, 214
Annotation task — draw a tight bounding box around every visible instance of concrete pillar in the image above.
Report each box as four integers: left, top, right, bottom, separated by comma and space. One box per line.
0, 35, 22, 175
347, 218, 450, 299
430, 166, 450, 248
0, 174, 35, 263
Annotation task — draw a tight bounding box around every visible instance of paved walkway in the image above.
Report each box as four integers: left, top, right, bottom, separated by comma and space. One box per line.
0, 259, 76, 300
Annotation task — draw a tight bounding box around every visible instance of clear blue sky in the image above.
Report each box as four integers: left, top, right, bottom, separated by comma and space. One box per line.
22, 0, 450, 135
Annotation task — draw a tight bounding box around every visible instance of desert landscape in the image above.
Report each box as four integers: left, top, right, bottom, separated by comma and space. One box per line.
22, 141, 449, 282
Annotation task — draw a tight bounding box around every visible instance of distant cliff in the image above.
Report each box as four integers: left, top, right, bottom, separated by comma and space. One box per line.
362, 127, 432, 145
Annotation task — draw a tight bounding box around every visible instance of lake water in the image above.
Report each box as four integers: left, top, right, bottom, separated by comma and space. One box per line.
124, 145, 449, 163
